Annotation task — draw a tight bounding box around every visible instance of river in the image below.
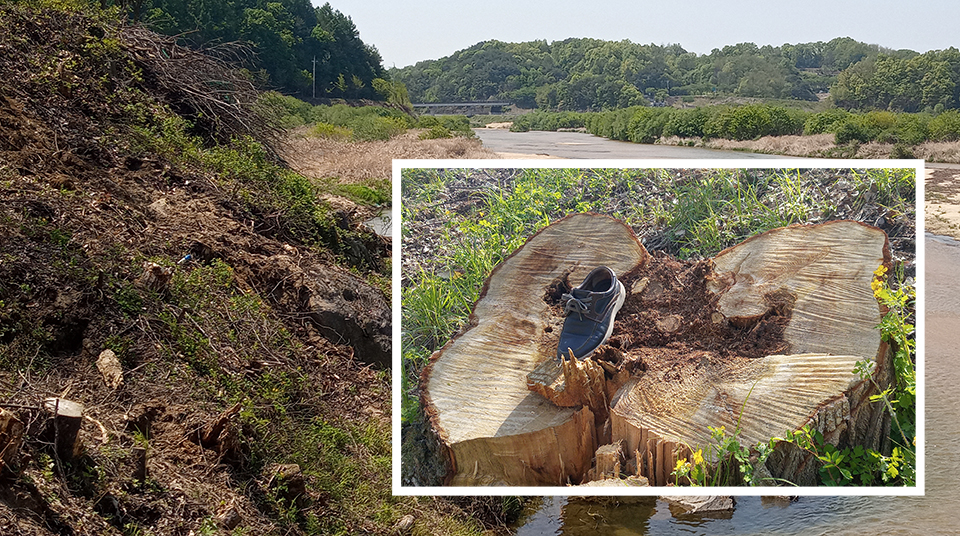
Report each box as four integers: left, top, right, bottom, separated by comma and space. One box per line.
473, 128, 793, 159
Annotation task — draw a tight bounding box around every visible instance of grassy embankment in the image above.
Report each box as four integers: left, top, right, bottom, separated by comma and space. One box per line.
401, 167, 915, 486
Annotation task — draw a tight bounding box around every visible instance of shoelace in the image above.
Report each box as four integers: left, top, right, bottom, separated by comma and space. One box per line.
562, 292, 591, 320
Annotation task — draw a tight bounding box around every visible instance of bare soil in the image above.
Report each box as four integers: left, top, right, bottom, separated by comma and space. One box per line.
602, 253, 789, 365
0, 5, 512, 535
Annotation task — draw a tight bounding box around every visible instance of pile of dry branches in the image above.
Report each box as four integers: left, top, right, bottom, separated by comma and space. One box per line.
120, 26, 283, 151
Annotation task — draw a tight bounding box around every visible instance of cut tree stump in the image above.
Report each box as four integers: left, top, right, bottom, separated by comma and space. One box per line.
419, 214, 892, 486
42, 398, 84, 460
0, 408, 25, 473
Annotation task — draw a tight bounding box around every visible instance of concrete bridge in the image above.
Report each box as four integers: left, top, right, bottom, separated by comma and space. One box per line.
412, 101, 511, 116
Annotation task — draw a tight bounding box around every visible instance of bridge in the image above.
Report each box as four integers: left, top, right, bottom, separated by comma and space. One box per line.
412, 102, 512, 116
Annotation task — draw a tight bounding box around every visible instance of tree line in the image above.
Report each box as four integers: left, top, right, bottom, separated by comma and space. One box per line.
119, 0, 401, 101
390, 37, 960, 114
510, 104, 960, 149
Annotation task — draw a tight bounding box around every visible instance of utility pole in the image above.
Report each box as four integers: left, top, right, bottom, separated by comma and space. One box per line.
312, 56, 317, 100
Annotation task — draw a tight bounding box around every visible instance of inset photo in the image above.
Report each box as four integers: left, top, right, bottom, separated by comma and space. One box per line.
393, 160, 921, 496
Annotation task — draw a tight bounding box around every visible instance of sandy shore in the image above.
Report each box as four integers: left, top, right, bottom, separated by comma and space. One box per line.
926, 165, 960, 240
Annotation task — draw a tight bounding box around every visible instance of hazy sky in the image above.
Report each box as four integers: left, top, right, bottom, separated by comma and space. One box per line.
321, 0, 957, 69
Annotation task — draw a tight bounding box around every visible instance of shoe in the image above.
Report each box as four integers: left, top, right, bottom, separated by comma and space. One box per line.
556, 266, 625, 361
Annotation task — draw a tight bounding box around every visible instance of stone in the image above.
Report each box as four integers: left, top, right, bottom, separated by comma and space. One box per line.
96, 349, 124, 389
661, 495, 735, 514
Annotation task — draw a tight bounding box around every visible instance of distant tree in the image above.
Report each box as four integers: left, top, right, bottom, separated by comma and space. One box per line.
831, 49, 960, 112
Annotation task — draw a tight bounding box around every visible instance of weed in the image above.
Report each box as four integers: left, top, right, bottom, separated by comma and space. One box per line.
310, 122, 352, 140
333, 181, 391, 206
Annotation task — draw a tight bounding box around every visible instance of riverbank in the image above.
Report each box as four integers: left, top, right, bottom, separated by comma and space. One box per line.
926, 165, 960, 239
477, 123, 960, 163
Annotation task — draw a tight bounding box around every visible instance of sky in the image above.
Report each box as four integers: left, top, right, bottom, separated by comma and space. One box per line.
320, 0, 959, 69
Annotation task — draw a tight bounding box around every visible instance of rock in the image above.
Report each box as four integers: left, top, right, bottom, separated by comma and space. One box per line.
216, 502, 242, 530
394, 514, 415, 533
246, 254, 391, 367
761, 495, 799, 507
96, 349, 124, 389
661, 495, 735, 514
266, 463, 309, 508
138, 261, 173, 292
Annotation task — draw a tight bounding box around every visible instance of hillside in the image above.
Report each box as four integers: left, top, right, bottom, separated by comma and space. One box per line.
389, 37, 953, 112
0, 3, 498, 535
131, 0, 390, 100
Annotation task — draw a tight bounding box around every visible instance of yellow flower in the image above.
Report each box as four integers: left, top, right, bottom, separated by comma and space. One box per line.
692, 448, 704, 466
873, 265, 887, 277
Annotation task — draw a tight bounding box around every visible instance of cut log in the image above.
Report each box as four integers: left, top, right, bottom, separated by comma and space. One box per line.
420, 215, 891, 486
43, 397, 84, 460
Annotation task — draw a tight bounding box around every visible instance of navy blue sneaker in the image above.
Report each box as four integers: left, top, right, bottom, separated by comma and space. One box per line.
556, 266, 625, 361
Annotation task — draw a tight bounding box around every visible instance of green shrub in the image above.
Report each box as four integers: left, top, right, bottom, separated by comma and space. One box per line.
416, 115, 473, 137
350, 115, 407, 141
832, 111, 929, 145
703, 104, 805, 141
627, 107, 675, 143
510, 110, 586, 132
804, 108, 851, 135
418, 125, 453, 139
257, 91, 314, 129
311, 122, 353, 140
890, 143, 916, 159
834, 118, 875, 145
663, 107, 712, 138
585, 108, 637, 140
929, 109, 960, 141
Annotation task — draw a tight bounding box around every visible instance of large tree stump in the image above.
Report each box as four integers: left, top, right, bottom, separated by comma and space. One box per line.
420, 214, 891, 486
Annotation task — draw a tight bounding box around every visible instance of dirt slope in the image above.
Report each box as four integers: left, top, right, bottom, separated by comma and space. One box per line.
0, 4, 414, 535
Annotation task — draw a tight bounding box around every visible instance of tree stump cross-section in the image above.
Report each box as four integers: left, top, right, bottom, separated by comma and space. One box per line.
420, 214, 891, 486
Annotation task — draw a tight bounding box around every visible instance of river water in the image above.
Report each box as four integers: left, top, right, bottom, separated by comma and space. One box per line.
512, 234, 953, 535
473, 129, 792, 159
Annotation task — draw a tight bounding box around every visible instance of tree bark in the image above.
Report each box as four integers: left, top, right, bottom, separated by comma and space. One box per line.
420, 215, 891, 486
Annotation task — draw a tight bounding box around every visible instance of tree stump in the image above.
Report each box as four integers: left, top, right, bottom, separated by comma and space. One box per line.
0, 408, 25, 474
419, 214, 891, 486
43, 398, 84, 460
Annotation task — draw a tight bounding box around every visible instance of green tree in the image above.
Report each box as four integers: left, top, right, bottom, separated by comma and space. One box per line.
136, 0, 391, 100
